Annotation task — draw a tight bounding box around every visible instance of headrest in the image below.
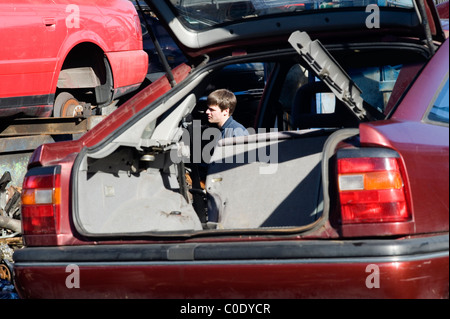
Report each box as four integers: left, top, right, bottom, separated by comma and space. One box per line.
290, 81, 358, 129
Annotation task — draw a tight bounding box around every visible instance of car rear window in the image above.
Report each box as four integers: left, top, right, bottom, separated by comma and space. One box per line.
169, 0, 415, 30
427, 77, 449, 124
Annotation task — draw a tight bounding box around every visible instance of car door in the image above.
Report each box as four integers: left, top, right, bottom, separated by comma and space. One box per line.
0, 0, 58, 103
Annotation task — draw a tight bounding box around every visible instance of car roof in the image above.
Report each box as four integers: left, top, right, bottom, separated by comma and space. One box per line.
143, 0, 445, 59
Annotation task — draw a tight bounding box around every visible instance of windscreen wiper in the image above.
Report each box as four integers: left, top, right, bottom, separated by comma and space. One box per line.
288, 31, 369, 121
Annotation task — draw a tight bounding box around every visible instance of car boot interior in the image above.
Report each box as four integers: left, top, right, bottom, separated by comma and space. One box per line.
73, 43, 429, 237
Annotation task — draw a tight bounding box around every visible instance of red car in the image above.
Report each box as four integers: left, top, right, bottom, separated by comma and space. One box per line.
13, 0, 448, 299
0, 0, 148, 118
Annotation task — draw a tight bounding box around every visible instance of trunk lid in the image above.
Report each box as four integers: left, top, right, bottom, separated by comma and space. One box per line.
144, 0, 445, 60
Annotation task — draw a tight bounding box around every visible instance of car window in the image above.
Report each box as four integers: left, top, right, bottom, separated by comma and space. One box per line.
195, 62, 266, 129
426, 77, 449, 125
347, 65, 403, 114
278, 62, 407, 127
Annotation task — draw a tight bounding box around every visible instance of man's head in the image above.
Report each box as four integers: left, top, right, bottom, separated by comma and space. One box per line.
206, 89, 237, 127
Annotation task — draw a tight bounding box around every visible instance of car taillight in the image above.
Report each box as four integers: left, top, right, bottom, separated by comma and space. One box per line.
21, 166, 61, 235
337, 149, 411, 224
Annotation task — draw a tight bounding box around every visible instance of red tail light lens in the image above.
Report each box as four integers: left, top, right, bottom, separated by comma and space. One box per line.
337, 149, 411, 224
21, 166, 61, 235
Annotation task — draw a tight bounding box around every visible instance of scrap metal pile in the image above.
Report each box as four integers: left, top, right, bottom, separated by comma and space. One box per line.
0, 171, 23, 298
0, 172, 22, 235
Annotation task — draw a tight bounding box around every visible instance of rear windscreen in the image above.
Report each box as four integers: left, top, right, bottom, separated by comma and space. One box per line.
169, 0, 415, 30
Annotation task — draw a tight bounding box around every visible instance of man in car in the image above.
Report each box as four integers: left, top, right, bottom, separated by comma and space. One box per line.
206, 89, 249, 139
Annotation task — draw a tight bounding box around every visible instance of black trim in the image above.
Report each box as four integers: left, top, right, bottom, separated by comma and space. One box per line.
337, 147, 400, 159
112, 83, 142, 100
0, 94, 54, 108
25, 165, 61, 177
95, 55, 114, 105
13, 234, 448, 263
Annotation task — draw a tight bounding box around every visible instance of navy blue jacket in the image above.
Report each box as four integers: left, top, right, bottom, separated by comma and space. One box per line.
220, 116, 248, 139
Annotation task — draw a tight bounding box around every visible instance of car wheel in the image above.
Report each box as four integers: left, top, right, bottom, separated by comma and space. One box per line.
53, 92, 83, 117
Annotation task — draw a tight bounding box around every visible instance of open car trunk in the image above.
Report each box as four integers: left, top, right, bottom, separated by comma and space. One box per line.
71, 19, 436, 237
74, 128, 338, 235
145, 0, 445, 57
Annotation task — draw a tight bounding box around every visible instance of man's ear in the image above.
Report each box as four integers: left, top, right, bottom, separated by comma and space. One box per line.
223, 108, 230, 117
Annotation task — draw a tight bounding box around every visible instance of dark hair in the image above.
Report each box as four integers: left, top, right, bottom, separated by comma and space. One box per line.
207, 89, 237, 114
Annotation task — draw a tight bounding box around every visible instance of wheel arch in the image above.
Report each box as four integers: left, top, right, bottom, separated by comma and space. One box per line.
54, 41, 114, 108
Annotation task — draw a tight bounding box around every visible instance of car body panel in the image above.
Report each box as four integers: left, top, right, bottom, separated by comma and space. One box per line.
356, 39, 449, 236
14, 256, 448, 298
105, 50, 149, 93
13, 234, 449, 298
0, 0, 148, 117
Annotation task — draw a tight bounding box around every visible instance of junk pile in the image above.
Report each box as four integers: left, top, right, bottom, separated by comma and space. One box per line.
0, 171, 23, 299
0, 172, 22, 234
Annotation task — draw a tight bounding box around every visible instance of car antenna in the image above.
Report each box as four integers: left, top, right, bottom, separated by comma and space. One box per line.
135, 0, 177, 87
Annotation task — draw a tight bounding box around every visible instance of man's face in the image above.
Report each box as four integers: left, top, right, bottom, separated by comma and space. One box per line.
206, 104, 229, 127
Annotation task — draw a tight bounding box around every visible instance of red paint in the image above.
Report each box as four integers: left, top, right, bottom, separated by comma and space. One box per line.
0, 0, 148, 117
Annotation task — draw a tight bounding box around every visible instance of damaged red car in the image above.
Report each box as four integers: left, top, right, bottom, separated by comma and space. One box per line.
0, 0, 148, 118
13, 0, 448, 299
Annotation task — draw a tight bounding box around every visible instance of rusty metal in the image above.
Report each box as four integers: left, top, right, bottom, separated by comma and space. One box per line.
0, 135, 55, 153
0, 117, 88, 137
0, 117, 93, 188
